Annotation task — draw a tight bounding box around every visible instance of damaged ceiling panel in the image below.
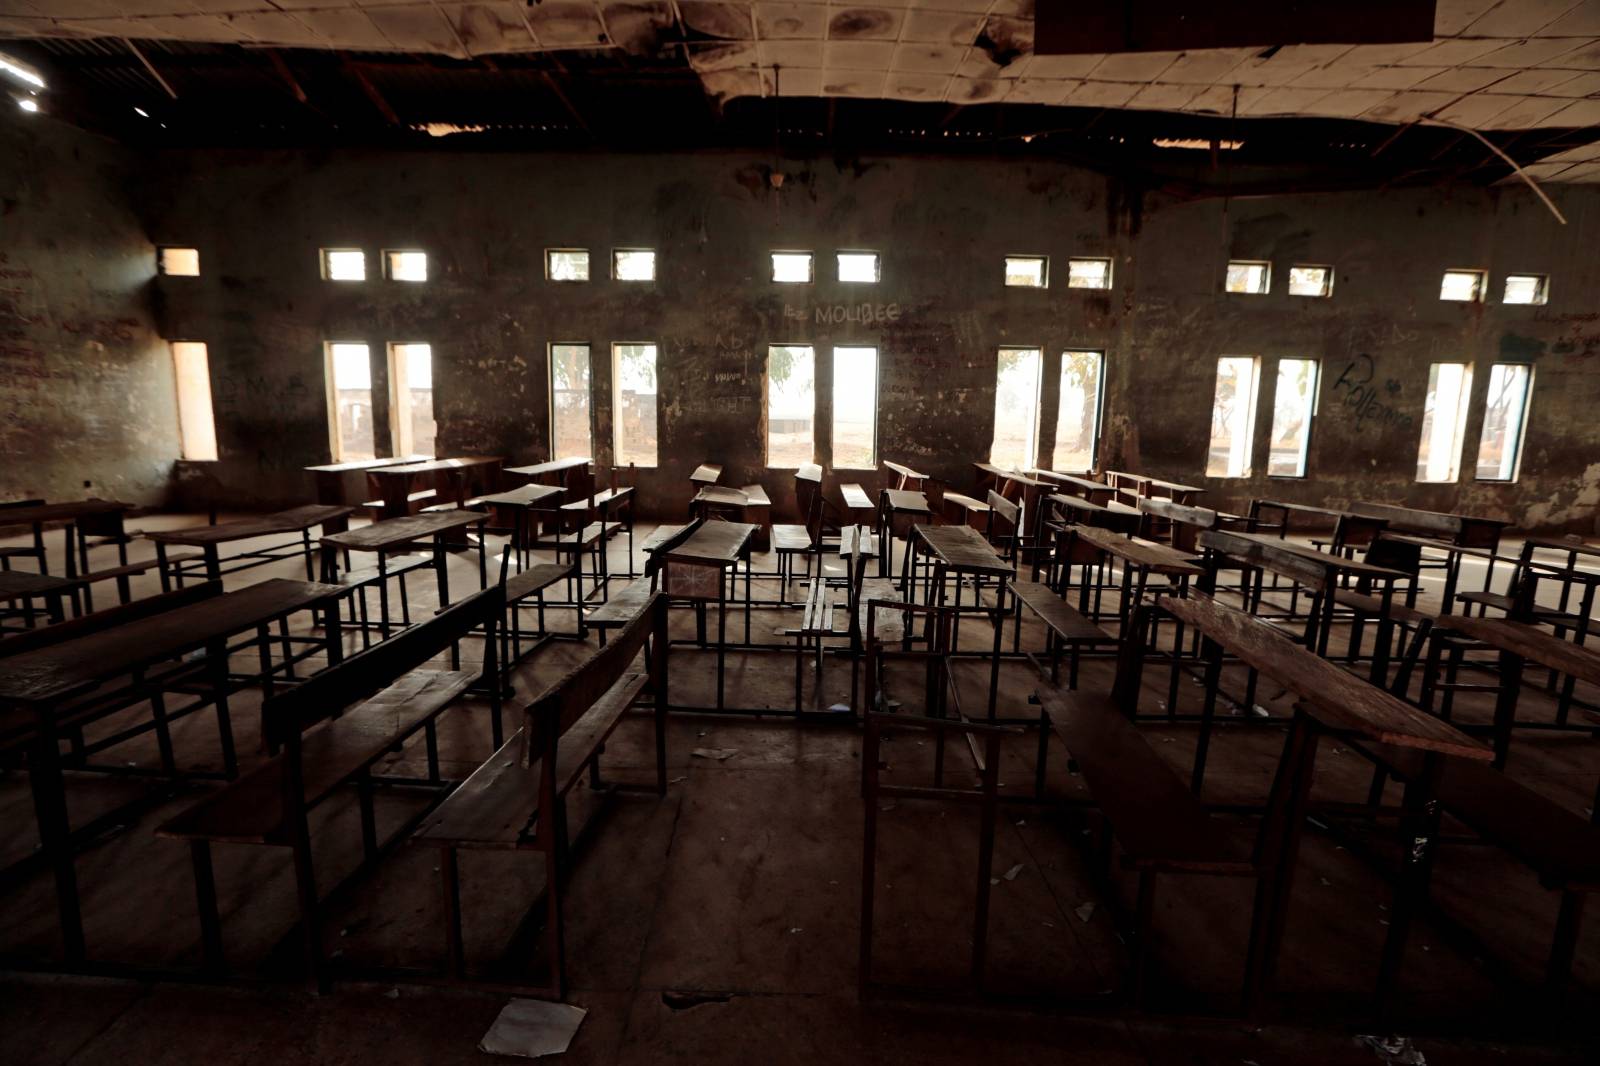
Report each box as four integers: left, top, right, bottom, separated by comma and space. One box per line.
7, 1, 1600, 180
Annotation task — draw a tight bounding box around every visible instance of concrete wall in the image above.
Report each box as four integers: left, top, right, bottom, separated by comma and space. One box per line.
16, 128, 1600, 530
0, 113, 179, 505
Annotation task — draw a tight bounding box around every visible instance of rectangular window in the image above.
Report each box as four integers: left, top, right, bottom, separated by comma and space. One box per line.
547, 248, 590, 281
772, 252, 813, 283
990, 347, 1042, 470
1224, 260, 1271, 294
1287, 265, 1333, 297
1502, 273, 1548, 305
1267, 359, 1318, 478
1474, 363, 1533, 481
1066, 257, 1112, 289
321, 248, 366, 281
766, 345, 815, 467
388, 343, 437, 459
837, 252, 880, 283
1440, 270, 1485, 302
158, 246, 199, 276
325, 342, 375, 462
1053, 350, 1105, 473
614, 249, 656, 281
832, 345, 878, 469
613, 343, 659, 467
1206, 356, 1261, 478
171, 342, 217, 461
549, 343, 593, 461
1004, 256, 1047, 287
1416, 362, 1474, 482
385, 250, 427, 282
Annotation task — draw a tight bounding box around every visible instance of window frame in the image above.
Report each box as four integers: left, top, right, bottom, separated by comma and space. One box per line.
386, 341, 437, 460
771, 251, 814, 284
548, 341, 595, 462
545, 247, 591, 283
170, 341, 218, 462
611, 341, 660, 468
1439, 269, 1487, 303
1004, 255, 1049, 288
1053, 349, 1106, 474
157, 246, 200, 277
831, 344, 880, 470
1286, 264, 1334, 298
1473, 362, 1534, 483
383, 249, 428, 282
1205, 355, 1263, 479
1501, 273, 1549, 306
765, 343, 817, 468
1266, 358, 1320, 479
836, 251, 881, 284
1224, 260, 1272, 295
612, 248, 657, 282
323, 340, 376, 463
320, 248, 367, 282
990, 345, 1044, 471
1065, 257, 1113, 290
1415, 361, 1475, 483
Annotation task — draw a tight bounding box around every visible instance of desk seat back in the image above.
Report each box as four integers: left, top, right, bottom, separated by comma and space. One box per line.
263, 586, 502, 751
0, 581, 221, 658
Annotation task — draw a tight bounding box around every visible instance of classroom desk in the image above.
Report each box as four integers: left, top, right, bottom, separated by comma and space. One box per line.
939, 491, 991, 529
0, 500, 131, 595
0, 570, 75, 627
910, 523, 1013, 718
1250, 499, 1387, 555
883, 460, 927, 489
369, 456, 505, 519
1102, 470, 1150, 505
1031, 470, 1115, 504
1198, 529, 1410, 673
1064, 525, 1202, 627
691, 484, 772, 552
146, 504, 356, 583
304, 456, 424, 505
877, 488, 932, 581
661, 521, 757, 710
505, 455, 591, 490
1144, 477, 1205, 502
1438, 612, 1600, 768
1157, 592, 1489, 1011
1354, 502, 1508, 612
473, 483, 565, 567
319, 511, 489, 638
839, 483, 876, 527
0, 577, 344, 965
1045, 492, 1141, 535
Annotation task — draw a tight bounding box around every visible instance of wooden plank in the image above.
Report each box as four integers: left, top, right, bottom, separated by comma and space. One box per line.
474, 484, 563, 508
689, 463, 723, 484
1009, 580, 1111, 643
1066, 525, 1203, 576
504, 456, 591, 478
882, 489, 931, 515
1138, 497, 1221, 529
1441, 615, 1600, 687
0, 500, 129, 526
322, 510, 486, 552
694, 486, 749, 507
1350, 501, 1464, 539
146, 505, 355, 546
667, 522, 756, 566
412, 728, 536, 849
0, 571, 77, 601
915, 524, 1012, 577
1158, 593, 1490, 760
840, 484, 873, 512
377, 455, 503, 477
883, 460, 927, 483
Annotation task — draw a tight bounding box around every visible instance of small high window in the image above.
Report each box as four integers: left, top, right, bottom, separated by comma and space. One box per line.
1416, 362, 1474, 482
550, 343, 593, 461
766, 345, 816, 467
321, 249, 366, 282
325, 342, 375, 461
385, 250, 427, 282
772, 252, 813, 284
832, 346, 879, 469
1475, 363, 1533, 481
1066, 257, 1112, 290
991, 347, 1042, 470
1224, 260, 1271, 295
1004, 256, 1047, 288
1502, 274, 1548, 305
837, 252, 880, 283
1287, 265, 1333, 298
1267, 359, 1318, 478
171, 342, 217, 461
1054, 351, 1104, 473
1206, 356, 1261, 478
1440, 270, 1485, 302
158, 247, 200, 277
547, 249, 590, 282
388, 343, 436, 458
613, 343, 659, 467
614, 249, 656, 282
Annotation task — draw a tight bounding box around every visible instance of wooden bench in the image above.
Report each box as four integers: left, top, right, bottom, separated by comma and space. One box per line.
1356, 739, 1600, 987
411, 591, 669, 997
501, 558, 582, 674
781, 526, 893, 713
588, 521, 702, 635
1009, 578, 1116, 687
156, 586, 504, 988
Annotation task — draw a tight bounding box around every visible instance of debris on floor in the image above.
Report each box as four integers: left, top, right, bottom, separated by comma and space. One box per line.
691, 747, 739, 761
1003, 863, 1024, 880
1074, 902, 1096, 923
1356, 1034, 1426, 1065
661, 990, 733, 1011
478, 999, 587, 1058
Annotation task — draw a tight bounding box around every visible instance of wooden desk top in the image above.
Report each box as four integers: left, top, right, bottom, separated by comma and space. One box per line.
1049, 493, 1109, 513
1103, 470, 1150, 486
322, 510, 486, 551
690, 463, 723, 484
1201, 529, 1408, 584
146, 505, 355, 545
1160, 593, 1488, 760
942, 492, 990, 513
1033, 470, 1109, 494
1352, 501, 1508, 540
1145, 477, 1205, 495
1138, 497, 1222, 528
1524, 535, 1600, 559
1067, 525, 1203, 576
375, 455, 503, 477
915, 524, 1011, 577
667, 522, 756, 565
796, 463, 822, 484
1253, 499, 1377, 524
0, 500, 130, 526
695, 486, 750, 507
304, 456, 424, 474
840, 484, 874, 511
504, 456, 590, 478
473, 484, 564, 508
0, 578, 342, 708
1442, 615, 1600, 686
839, 524, 879, 559
882, 489, 931, 514
883, 460, 927, 481
0, 571, 77, 602
739, 483, 773, 507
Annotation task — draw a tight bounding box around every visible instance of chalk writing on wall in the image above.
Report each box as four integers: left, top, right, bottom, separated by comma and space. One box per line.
783, 303, 902, 325
1330, 354, 1412, 432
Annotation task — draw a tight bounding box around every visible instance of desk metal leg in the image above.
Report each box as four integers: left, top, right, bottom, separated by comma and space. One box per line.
1375, 749, 1445, 1017
1491, 649, 1522, 769
28, 732, 85, 964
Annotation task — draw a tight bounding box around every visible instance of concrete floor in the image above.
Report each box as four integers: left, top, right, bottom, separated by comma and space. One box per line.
2, 514, 1597, 1064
